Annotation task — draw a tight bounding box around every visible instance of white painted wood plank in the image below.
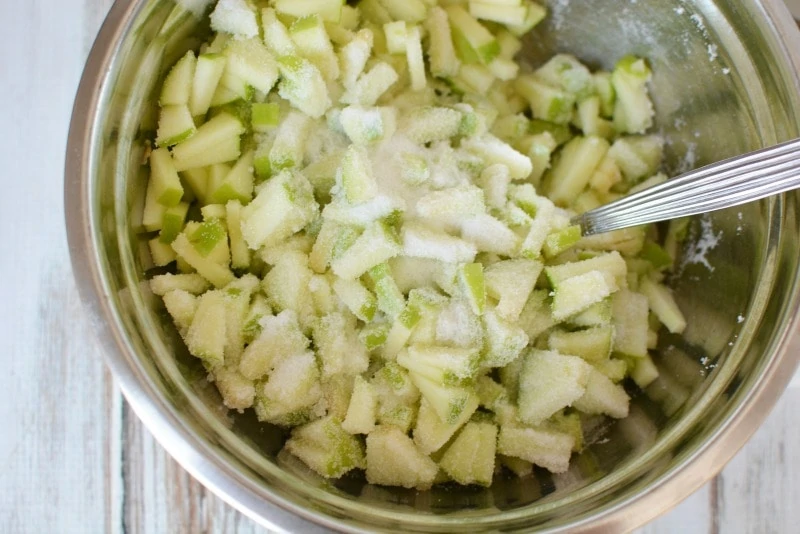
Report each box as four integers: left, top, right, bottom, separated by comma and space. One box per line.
715, 388, 800, 534
122, 405, 264, 534
638, 484, 714, 534
0, 0, 121, 532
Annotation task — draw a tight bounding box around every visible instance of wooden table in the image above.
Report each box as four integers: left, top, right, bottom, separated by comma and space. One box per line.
1, 1, 798, 532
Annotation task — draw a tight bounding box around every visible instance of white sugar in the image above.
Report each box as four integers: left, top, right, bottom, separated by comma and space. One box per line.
707, 43, 718, 62
681, 214, 721, 272
209, 0, 258, 39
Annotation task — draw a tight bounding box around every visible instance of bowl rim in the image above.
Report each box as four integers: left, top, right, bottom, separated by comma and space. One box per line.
65, 1, 800, 532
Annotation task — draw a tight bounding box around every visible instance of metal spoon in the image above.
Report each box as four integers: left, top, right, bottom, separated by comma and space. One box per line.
571, 138, 800, 236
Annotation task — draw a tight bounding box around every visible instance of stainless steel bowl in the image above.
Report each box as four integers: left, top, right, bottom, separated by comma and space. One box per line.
65, 1, 800, 531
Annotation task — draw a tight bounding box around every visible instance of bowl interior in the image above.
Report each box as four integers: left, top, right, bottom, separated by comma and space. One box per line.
80, 0, 800, 531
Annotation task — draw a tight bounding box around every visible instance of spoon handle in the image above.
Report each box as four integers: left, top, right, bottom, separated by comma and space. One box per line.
572, 138, 800, 236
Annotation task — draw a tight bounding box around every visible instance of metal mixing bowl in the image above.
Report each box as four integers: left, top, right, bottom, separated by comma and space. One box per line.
65, 0, 800, 531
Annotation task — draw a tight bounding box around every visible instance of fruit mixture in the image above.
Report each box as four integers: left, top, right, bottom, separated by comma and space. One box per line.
140, 0, 688, 489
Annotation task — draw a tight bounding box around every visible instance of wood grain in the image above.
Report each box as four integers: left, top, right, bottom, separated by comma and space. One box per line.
0, 0, 120, 532
123, 409, 264, 534
715, 388, 800, 534
0, 0, 798, 533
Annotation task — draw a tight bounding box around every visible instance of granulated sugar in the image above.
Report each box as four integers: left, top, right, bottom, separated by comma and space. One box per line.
680, 214, 721, 272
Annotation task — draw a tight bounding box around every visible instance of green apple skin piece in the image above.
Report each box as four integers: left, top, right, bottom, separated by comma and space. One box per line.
340, 61, 399, 107
223, 38, 279, 94
210, 0, 259, 39
207, 150, 254, 204
251, 102, 280, 131
359, 321, 390, 351
342, 376, 378, 435
379, 0, 427, 22
400, 106, 464, 145
446, 5, 500, 65
199, 203, 226, 220
453, 63, 496, 94
592, 71, 616, 117
458, 262, 486, 315
545, 251, 628, 288
608, 135, 663, 184
484, 260, 542, 320
270, 110, 312, 171
368, 263, 405, 319
149, 273, 210, 296
381, 303, 422, 359
208, 85, 241, 110
240, 170, 319, 250
366, 425, 438, 490
383, 20, 407, 54
461, 134, 532, 179
573, 367, 630, 419
274, 0, 344, 22
552, 270, 619, 322
514, 75, 575, 125
239, 310, 310, 381
261, 7, 297, 57
189, 53, 227, 117
339, 106, 396, 145
253, 133, 274, 180
518, 349, 593, 426
630, 353, 659, 389
639, 278, 687, 334
611, 289, 650, 357
285, 416, 367, 479
171, 112, 245, 171
160, 288, 197, 334
425, 6, 460, 78
506, 1, 547, 36
159, 201, 190, 244
481, 309, 529, 368
529, 119, 572, 146
332, 278, 377, 322
497, 425, 574, 473
141, 174, 166, 232
149, 147, 184, 207
545, 136, 610, 207
401, 222, 477, 264
161, 50, 196, 106
180, 166, 209, 204
184, 290, 227, 369
536, 54, 595, 101
149, 237, 177, 267
542, 224, 582, 258
187, 217, 226, 257
438, 421, 497, 487
548, 325, 614, 362
225, 200, 250, 269
612, 55, 654, 135
409, 371, 477, 425
330, 222, 402, 280
359, 0, 391, 25
276, 55, 332, 119
405, 25, 426, 91
289, 14, 340, 82
399, 152, 430, 185
337, 144, 377, 203
469, 2, 528, 26
338, 28, 374, 89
